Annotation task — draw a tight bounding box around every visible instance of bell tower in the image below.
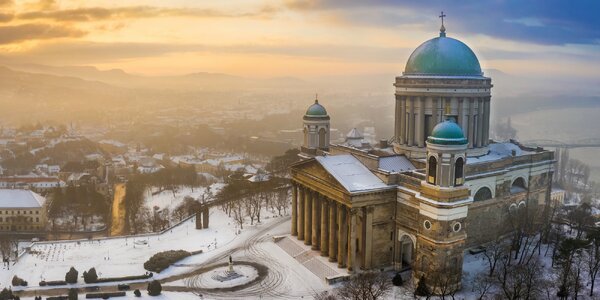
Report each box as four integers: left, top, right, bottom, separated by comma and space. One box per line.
413, 118, 471, 294
301, 97, 330, 156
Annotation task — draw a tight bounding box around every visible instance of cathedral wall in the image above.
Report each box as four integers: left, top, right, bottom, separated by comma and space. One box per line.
371, 221, 395, 268
465, 169, 553, 248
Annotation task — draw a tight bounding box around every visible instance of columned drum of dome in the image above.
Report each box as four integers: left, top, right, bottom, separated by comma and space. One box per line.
393, 25, 493, 158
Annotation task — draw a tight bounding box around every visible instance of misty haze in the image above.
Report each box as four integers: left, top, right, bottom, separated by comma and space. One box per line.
0, 1, 599, 300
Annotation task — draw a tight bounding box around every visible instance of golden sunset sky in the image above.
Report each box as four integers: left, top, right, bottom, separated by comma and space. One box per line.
0, 0, 598, 78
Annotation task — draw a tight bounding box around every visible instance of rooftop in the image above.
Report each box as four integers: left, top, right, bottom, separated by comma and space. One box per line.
315, 155, 390, 193
0, 189, 46, 208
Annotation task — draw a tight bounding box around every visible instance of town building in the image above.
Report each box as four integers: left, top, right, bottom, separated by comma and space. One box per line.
0, 189, 47, 232
290, 21, 554, 292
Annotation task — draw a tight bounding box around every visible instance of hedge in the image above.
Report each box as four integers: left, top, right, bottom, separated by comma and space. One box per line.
85, 292, 126, 299
40, 280, 68, 286
143, 250, 191, 273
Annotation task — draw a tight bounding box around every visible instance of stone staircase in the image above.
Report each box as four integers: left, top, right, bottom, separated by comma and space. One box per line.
276, 235, 342, 281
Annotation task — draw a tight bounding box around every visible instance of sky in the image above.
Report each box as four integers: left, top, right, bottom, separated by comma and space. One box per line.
0, 0, 598, 78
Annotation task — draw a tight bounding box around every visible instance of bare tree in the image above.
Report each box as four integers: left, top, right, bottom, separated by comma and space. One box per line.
428, 267, 460, 300
483, 236, 509, 276
232, 200, 245, 230
585, 231, 600, 297
337, 271, 392, 300
314, 290, 337, 300
0, 236, 15, 270
472, 275, 495, 300
495, 256, 546, 300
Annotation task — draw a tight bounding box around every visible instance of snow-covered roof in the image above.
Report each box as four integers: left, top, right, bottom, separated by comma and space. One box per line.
0, 189, 46, 208
467, 142, 533, 164
315, 155, 390, 193
378, 156, 415, 173
346, 128, 363, 139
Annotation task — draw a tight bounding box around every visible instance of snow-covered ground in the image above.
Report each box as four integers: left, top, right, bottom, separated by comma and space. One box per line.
144, 183, 225, 212
1, 207, 239, 290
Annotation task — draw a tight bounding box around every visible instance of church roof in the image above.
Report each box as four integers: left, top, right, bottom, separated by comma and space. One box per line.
378, 156, 415, 173
305, 99, 328, 117
427, 119, 468, 145
404, 32, 482, 77
315, 155, 390, 193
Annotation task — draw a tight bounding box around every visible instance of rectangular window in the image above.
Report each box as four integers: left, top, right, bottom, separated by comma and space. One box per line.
390, 231, 394, 241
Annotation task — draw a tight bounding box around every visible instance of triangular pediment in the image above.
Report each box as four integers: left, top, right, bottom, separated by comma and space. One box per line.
292, 159, 350, 194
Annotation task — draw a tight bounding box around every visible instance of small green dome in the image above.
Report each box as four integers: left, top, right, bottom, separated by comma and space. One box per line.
404, 35, 482, 76
427, 119, 468, 145
305, 99, 328, 116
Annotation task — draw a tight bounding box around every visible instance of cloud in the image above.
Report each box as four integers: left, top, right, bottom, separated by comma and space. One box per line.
283, 0, 600, 46
0, 0, 13, 8
0, 13, 13, 23
0, 23, 85, 44
17, 5, 279, 22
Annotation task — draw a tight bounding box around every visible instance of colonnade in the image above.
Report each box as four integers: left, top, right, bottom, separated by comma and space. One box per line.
291, 182, 369, 271
395, 96, 490, 149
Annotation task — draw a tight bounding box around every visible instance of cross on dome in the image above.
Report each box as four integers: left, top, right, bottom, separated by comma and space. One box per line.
439, 11, 447, 37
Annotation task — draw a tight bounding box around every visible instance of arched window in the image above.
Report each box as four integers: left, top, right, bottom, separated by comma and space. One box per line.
427, 156, 437, 184
318, 128, 327, 148
454, 157, 464, 186
473, 187, 492, 202
510, 177, 527, 194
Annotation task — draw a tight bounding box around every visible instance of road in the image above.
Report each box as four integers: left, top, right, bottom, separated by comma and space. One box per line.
109, 183, 127, 236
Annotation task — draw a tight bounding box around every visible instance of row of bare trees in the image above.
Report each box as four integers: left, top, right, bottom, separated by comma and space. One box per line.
217, 176, 290, 230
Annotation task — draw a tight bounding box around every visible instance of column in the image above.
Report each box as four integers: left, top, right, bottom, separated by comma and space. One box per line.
477, 97, 484, 147
311, 194, 320, 250
298, 187, 304, 240
417, 97, 425, 147
400, 97, 406, 144
320, 199, 329, 256
457, 98, 463, 129
468, 98, 475, 148
364, 207, 374, 269
407, 97, 414, 146
337, 204, 347, 268
347, 208, 357, 271
484, 97, 491, 145
328, 201, 337, 262
291, 183, 297, 236
437, 97, 443, 122
304, 190, 312, 245
395, 96, 401, 143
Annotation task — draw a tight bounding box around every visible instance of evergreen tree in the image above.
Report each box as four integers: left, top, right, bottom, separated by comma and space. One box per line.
65, 267, 78, 284
147, 280, 162, 296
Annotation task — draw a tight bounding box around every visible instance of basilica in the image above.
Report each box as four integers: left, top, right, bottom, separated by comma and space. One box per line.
289, 22, 554, 291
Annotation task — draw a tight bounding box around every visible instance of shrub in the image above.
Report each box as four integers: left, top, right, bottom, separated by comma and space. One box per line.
11, 275, 27, 286
83, 267, 98, 283
134, 289, 141, 297
414, 275, 430, 297
95, 274, 151, 283
65, 267, 78, 284
147, 280, 162, 296
392, 272, 403, 286
0, 288, 13, 300
68, 288, 78, 300
143, 250, 191, 273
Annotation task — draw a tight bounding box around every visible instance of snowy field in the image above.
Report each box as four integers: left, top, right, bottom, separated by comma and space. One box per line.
144, 183, 225, 212
0, 205, 285, 291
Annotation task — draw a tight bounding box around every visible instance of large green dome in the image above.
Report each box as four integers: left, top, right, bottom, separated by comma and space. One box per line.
404, 35, 482, 76
305, 99, 328, 116
427, 119, 468, 145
